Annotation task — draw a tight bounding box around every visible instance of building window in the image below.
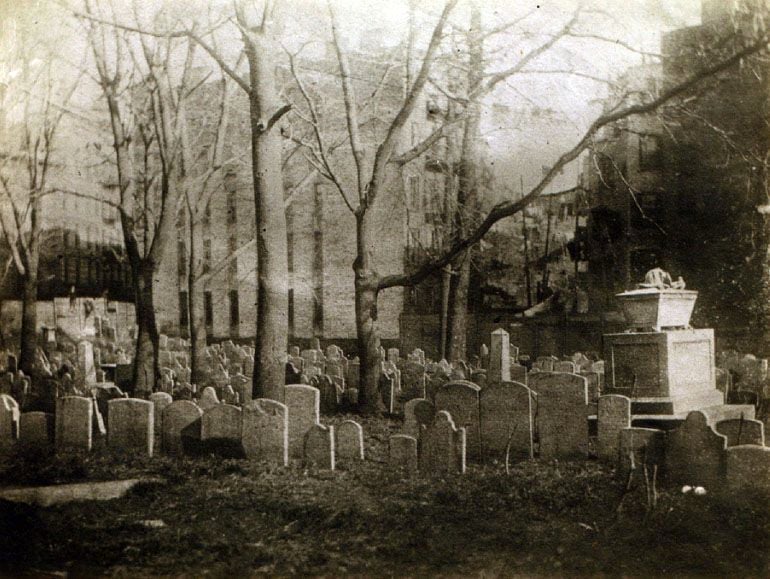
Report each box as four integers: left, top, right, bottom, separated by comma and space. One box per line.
227, 191, 237, 225
204, 291, 213, 328
203, 202, 211, 227
179, 291, 189, 327
288, 288, 295, 338
408, 176, 420, 211
229, 289, 239, 329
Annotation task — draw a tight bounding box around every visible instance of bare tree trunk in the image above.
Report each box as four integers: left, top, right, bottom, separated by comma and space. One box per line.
188, 221, 206, 386
19, 265, 38, 376
446, 4, 482, 363
133, 265, 159, 396
354, 213, 386, 415
246, 30, 288, 402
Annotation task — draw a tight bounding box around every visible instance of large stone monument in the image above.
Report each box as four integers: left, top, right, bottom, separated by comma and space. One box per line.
603, 271, 724, 415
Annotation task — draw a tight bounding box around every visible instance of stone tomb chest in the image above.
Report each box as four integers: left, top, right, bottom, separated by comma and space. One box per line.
603, 329, 723, 415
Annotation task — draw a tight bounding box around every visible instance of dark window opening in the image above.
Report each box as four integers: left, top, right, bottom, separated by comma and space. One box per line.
204, 291, 213, 328
179, 291, 189, 327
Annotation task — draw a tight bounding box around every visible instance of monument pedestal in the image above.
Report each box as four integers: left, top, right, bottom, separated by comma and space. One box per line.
603, 329, 724, 415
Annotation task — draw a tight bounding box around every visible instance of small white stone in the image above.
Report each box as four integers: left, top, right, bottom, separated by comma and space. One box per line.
681, 485, 693, 494
694, 486, 707, 496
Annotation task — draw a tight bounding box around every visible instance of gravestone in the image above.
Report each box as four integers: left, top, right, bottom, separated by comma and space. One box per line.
480, 381, 534, 461
402, 361, 427, 400
389, 434, 418, 474
510, 364, 527, 385
597, 395, 632, 461
379, 372, 396, 414
0, 394, 19, 455
726, 445, 770, 495
55, 396, 93, 452
489, 328, 511, 384
346, 360, 360, 391
286, 362, 303, 385
316, 375, 339, 414
387, 348, 400, 363
221, 384, 239, 405
418, 411, 466, 475
435, 381, 481, 460
285, 385, 320, 459
530, 372, 589, 459
665, 410, 727, 488
618, 427, 666, 474
304, 423, 335, 470
231, 373, 251, 405
242, 399, 289, 466
78, 341, 97, 384
199, 387, 220, 411
201, 404, 243, 452
715, 417, 765, 447
553, 361, 577, 374
107, 398, 154, 456
19, 412, 52, 450
336, 420, 364, 461
162, 400, 203, 455
403, 398, 435, 440
149, 392, 173, 442
579, 371, 601, 402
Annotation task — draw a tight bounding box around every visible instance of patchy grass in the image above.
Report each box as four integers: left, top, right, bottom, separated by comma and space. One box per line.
0, 415, 768, 576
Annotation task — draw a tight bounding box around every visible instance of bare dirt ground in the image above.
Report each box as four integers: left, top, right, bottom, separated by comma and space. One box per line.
0, 415, 768, 577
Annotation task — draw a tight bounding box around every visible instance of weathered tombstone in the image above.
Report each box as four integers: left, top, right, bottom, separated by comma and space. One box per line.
418, 411, 466, 475
579, 371, 601, 402
242, 399, 289, 466
55, 396, 93, 452
379, 372, 396, 414
0, 394, 19, 455
201, 404, 243, 455
553, 360, 577, 374
199, 386, 220, 411
480, 344, 489, 370
597, 395, 632, 461
304, 423, 335, 470
726, 445, 770, 495
387, 348, 400, 363
284, 385, 320, 459
480, 381, 534, 461
162, 400, 203, 455
665, 410, 727, 488
510, 364, 527, 384
346, 360, 360, 391
618, 427, 666, 474
715, 417, 765, 447
470, 370, 487, 388
78, 341, 97, 384
435, 381, 481, 459
389, 434, 418, 473
107, 398, 154, 456
489, 328, 511, 384
231, 373, 251, 405
19, 412, 53, 451
221, 384, 239, 405
403, 398, 435, 440
149, 392, 173, 441
285, 362, 303, 385
530, 372, 589, 459
336, 420, 364, 461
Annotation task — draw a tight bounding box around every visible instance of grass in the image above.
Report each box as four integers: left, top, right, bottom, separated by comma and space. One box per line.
0, 414, 768, 577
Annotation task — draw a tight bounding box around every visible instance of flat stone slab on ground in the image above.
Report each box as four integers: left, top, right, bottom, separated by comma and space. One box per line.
0, 478, 162, 507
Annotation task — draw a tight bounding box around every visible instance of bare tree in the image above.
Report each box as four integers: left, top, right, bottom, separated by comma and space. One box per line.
0, 9, 82, 375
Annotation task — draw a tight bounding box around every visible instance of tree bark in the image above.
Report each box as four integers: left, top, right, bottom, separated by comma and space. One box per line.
448, 254, 470, 362
132, 264, 159, 396
19, 265, 38, 376
188, 220, 206, 386
245, 30, 288, 402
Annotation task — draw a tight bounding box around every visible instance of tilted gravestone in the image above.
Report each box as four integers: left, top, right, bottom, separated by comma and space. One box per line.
336, 420, 364, 461
162, 400, 203, 456
715, 417, 765, 447
19, 412, 53, 451
435, 381, 482, 460
389, 434, 418, 474
418, 411, 466, 475
242, 398, 289, 466
403, 398, 435, 440
665, 410, 727, 488
199, 387, 220, 411
618, 427, 666, 475
529, 372, 589, 459
597, 395, 632, 461
201, 404, 243, 455
553, 361, 577, 374
304, 423, 335, 470
284, 385, 320, 459
149, 392, 173, 442
480, 381, 534, 461
55, 396, 93, 453
108, 398, 154, 456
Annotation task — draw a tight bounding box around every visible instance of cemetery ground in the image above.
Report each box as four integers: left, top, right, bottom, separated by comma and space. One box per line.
0, 416, 767, 577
